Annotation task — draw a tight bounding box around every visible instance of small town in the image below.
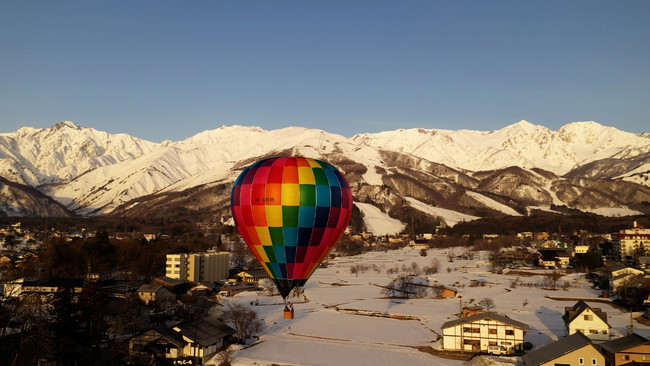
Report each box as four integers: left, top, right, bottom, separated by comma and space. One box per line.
1, 218, 650, 365
3, 2, 650, 366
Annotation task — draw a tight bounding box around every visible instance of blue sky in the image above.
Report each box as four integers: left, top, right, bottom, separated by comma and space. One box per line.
2, 1, 649, 142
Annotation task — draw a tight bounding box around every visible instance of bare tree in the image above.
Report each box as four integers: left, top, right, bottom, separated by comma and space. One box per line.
544, 270, 563, 289
510, 277, 520, 288
258, 278, 276, 296
222, 302, 263, 344
381, 276, 427, 299
216, 346, 234, 366
423, 258, 440, 275
488, 248, 504, 272
410, 262, 420, 276
447, 252, 455, 262
174, 295, 216, 322
479, 297, 495, 311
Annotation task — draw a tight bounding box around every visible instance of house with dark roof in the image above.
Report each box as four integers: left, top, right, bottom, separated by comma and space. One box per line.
136, 283, 176, 305
441, 312, 529, 355
152, 276, 187, 293
523, 332, 605, 366
537, 248, 571, 268
172, 318, 236, 362
237, 268, 269, 284
129, 325, 187, 361
129, 317, 235, 364
562, 300, 611, 341
599, 333, 650, 366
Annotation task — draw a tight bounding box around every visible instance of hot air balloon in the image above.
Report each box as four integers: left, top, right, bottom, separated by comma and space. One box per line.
230, 157, 353, 301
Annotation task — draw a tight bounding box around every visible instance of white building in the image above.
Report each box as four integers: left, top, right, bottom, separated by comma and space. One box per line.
603, 264, 644, 293
166, 252, 230, 282
562, 300, 611, 341
614, 221, 650, 259
574, 245, 590, 254
441, 312, 529, 354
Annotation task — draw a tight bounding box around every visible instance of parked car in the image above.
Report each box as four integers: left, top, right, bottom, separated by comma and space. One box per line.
487, 345, 508, 356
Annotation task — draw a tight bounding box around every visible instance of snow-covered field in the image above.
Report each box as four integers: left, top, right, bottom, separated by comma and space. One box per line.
213, 248, 650, 366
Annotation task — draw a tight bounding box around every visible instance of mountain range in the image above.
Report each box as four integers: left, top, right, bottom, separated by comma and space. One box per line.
1, 120, 649, 232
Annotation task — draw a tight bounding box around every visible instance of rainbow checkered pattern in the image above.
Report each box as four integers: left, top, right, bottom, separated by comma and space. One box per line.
231, 157, 353, 298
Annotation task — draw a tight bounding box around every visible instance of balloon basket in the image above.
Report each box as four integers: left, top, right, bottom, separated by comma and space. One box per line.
284, 303, 294, 319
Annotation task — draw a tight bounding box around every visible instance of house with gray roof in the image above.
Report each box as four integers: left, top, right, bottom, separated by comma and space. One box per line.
523, 332, 605, 366
441, 312, 529, 355
599, 333, 650, 366
562, 300, 611, 341
136, 283, 176, 305
172, 318, 237, 362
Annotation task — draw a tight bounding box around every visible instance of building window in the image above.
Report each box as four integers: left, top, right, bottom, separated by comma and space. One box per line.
622, 355, 630, 361
505, 329, 514, 335
642, 355, 650, 361
592, 359, 597, 365
463, 327, 480, 333
488, 329, 497, 335
589, 329, 598, 334
579, 358, 584, 365
583, 315, 592, 321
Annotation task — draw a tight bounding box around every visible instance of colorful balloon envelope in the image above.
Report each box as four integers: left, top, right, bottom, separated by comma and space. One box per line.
231, 157, 353, 299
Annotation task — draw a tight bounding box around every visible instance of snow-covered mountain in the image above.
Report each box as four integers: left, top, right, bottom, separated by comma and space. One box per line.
0, 121, 159, 187
1, 120, 649, 229
353, 120, 650, 175
0, 177, 72, 217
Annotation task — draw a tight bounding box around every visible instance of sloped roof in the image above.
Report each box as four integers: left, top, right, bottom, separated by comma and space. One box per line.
154, 276, 185, 287
238, 268, 269, 278
537, 248, 570, 261
604, 264, 643, 275
600, 333, 650, 353
441, 311, 530, 331
562, 300, 610, 327
173, 318, 236, 347
523, 332, 594, 366
137, 283, 166, 293
138, 326, 186, 348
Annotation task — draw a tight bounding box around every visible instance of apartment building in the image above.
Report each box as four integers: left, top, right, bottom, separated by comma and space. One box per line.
614, 221, 650, 258
166, 252, 230, 282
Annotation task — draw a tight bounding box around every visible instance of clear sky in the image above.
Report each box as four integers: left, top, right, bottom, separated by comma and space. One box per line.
2, 1, 649, 142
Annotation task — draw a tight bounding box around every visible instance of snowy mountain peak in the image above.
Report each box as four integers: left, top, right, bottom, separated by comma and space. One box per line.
0, 121, 160, 186
54, 120, 81, 130
500, 120, 550, 136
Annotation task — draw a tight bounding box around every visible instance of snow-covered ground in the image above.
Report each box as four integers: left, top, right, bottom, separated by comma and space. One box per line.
405, 197, 480, 227
356, 202, 405, 235
583, 207, 643, 217
212, 248, 650, 366
465, 192, 523, 217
